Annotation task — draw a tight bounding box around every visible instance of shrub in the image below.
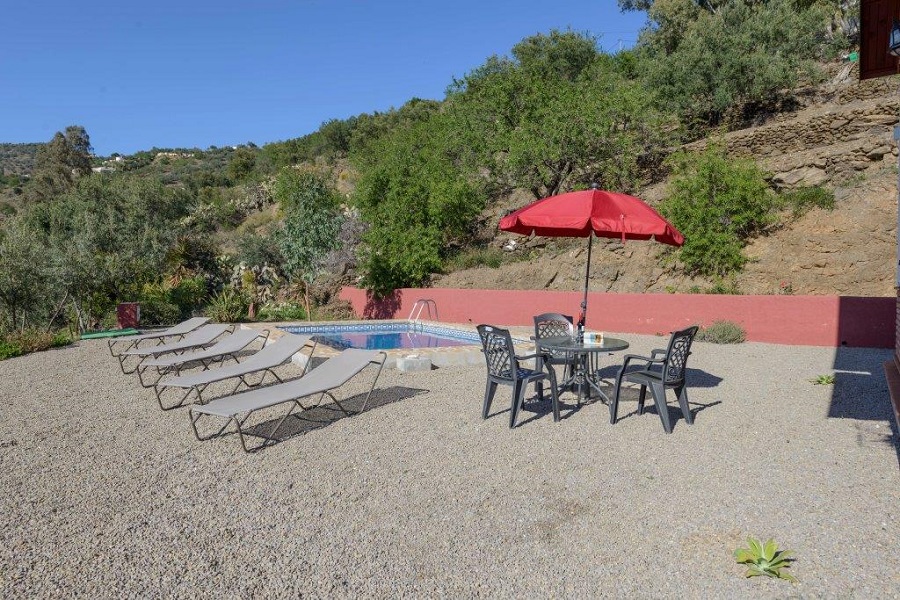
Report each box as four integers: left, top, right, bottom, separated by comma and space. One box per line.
353, 111, 486, 297
139, 276, 208, 325
256, 302, 307, 322
696, 320, 746, 344
661, 145, 776, 278
168, 275, 208, 318
0, 328, 73, 361
0, 339, 22, 360
205, 288, 247, 323
644, 0, 841, 131
236, 232, 284, 270
137, 298, 180, 326
51, 331, 73, 347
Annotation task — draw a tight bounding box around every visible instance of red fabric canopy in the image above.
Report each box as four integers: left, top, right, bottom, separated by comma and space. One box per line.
499, 188, 684, 246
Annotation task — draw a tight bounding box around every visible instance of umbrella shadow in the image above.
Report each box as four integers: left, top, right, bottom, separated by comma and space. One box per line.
593, 365, 723, 388
518, 394, 585, 426
483, 386, 585, 426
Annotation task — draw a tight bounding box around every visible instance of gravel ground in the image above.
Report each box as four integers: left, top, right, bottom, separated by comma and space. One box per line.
1, 332, 898, 598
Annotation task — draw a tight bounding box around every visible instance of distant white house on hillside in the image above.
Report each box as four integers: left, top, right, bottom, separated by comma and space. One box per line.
155, 151, 194, 160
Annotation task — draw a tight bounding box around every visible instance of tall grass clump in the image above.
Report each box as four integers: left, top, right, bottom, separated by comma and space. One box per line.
446, 247, 504, 271
779, 186, 835, 218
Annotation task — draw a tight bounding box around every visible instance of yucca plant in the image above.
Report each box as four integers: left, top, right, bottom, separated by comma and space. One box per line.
734, 537, 796, 582
205, 288, 248, 323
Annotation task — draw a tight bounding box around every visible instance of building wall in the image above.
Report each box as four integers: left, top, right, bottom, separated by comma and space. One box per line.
896, 290, 900, 362
340, 287, 895, 348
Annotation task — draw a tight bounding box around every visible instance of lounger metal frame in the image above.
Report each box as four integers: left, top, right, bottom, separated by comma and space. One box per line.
189, 351, 386, 453
117, 324, 231, 375
152, 338, 317, 411
135, 330, 269, 388
107, 317, 210, 357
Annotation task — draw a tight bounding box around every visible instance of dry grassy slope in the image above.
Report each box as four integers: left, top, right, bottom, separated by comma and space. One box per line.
435, 72, 900, 297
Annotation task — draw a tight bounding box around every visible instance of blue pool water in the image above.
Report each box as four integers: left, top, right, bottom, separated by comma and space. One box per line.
279, 322, 480, 351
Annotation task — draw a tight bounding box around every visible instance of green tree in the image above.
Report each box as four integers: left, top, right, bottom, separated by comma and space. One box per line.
0, 218, 54, 331
227, 147, 258, 183
319, 117, 357, 157
26, 125, 94, 202
27, 175, 190, 327
447, 31, 672, 198
63, 125, 93, 176
352, 110, 486, 297
349, 99, 442, 161
632, 0, 846, 130
273, 168, 344, 318
660, 144, 775, 278
510, 28, 599, 81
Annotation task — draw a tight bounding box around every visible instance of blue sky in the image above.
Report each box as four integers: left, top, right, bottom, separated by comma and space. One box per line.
1, 1, 647, 156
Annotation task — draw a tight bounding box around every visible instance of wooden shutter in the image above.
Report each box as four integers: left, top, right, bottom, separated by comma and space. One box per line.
861, 0, 900, 80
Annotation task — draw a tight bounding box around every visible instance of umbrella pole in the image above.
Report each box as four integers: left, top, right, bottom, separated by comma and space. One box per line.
578, 234, 592, 340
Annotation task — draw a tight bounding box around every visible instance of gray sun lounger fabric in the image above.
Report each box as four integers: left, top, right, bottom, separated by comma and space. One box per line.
134, 328, 267, 388
153, 332, 315, 409
117, 324, 230, 374
189, 348, 386, 452
108, 316, 210, 356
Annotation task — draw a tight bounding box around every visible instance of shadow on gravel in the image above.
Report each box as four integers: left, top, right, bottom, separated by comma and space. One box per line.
612, 388, 723, 432
240, 386, 429, 445
508, 367, 724, 429
831, 346, 900, 468
594, 365, 723, 389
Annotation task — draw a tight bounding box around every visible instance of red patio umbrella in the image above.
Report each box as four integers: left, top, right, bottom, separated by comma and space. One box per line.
499, 185, 684, 336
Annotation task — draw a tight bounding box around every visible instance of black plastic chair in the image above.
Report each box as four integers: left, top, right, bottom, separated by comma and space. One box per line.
477, 324, 559, 428
610, 326, 699, 433
533, 313, 576, 397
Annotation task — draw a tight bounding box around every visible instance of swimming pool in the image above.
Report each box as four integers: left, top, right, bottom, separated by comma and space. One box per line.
279, 322, 481, 351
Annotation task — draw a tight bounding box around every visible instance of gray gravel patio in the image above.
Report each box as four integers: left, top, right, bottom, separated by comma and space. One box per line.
1, 331, 898, 598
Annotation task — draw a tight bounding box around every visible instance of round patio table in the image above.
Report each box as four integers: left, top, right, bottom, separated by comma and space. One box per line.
534, 336, 629, 405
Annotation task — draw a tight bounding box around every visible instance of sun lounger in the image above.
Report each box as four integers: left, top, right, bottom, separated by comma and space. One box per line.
153, 332, 316, 410
107, 316, 210, 357
134, 328, 268, 388
189, 348, 386, 452
117, 323, 231, 374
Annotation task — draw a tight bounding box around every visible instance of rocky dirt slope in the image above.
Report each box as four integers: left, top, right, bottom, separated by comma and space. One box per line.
436, 67, 900, 297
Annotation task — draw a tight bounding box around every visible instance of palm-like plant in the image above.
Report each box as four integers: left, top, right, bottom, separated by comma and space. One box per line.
734, 537, 796, 582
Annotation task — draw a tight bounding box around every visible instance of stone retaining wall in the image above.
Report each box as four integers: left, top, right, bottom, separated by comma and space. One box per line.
684, 76, 900, 190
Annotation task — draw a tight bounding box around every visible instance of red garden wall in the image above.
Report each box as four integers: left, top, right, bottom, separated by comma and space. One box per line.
339, 287, 895, 348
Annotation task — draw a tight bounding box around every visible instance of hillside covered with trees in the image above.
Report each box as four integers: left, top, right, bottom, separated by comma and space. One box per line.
0, 0, 866, 340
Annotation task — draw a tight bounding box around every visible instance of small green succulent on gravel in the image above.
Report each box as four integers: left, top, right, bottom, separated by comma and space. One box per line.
810, 374, 835, 385
734, 537, 796, 582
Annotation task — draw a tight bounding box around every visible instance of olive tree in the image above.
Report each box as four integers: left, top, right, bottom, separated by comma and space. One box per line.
446, 30, 672, 199
0, 218, 54, 331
